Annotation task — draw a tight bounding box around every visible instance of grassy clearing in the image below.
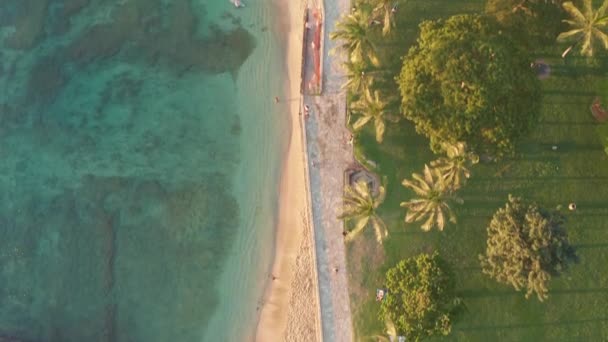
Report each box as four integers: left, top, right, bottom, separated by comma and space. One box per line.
346, 1, 608, 340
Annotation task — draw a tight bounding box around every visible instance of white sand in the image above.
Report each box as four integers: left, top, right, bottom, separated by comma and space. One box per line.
255, 0, 322, 341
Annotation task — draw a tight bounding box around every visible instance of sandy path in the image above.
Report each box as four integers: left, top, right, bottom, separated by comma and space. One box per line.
254, 0, 322, 341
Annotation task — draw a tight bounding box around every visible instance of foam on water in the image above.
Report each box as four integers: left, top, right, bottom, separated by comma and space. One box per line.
0, 0, 287, 340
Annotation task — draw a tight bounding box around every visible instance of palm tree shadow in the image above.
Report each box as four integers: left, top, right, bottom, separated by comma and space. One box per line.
456, 317, 608, 332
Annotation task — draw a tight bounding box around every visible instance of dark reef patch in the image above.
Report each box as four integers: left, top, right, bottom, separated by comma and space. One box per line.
230, 115, 242, 136
0, 172, 240, 341
22, 0, 256, 105
64, 0, 255, 74
26, 58, 65, 105
48, 0, 91, 35
3, 0, 49, 50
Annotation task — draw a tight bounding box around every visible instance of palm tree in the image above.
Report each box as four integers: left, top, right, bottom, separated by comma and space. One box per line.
338, 180, 388, 244
430, 142, 479, 191
350, 88, 391, 143
330, 9, 380, 65
342, 60, 374, 94
557, 0, 608, 57
401, 165, 463, 231
373, 0, 397, 36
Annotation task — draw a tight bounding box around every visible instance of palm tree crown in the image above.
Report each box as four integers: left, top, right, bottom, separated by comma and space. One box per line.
350, 88, 391, 143
338, 180, 388, 243
401, 165, 463, 231
330, 9, 380, 65
430, 142, 479, 191
342, 60, 373, 93
557, 0, 608, 57
373, 0, 397, 36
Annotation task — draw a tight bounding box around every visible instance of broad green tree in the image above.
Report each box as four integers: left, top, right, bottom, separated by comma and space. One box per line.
350, 88, 392, 143
338, 180, 388, 243
380, 252, 462, 340
557, 0, 608, 57
430, 142, 479, 191
401, 165, 463, 231
398, 14, 541, 158
479, 195, 578, 302
331, 9, 380, 66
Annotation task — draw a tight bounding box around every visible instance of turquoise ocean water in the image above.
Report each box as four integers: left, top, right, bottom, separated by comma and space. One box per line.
0, 0, 289, 341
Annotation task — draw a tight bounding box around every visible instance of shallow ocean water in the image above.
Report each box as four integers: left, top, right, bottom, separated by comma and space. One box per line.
0, 0, 287, 341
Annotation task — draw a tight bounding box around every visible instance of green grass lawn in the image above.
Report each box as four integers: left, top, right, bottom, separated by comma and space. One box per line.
346, 1, 608, 341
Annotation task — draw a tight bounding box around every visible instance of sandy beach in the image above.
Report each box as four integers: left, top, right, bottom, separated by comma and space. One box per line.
255, 0, 322, 341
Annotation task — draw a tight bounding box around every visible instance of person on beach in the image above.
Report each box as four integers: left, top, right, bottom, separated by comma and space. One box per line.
274, 96, 279, 104
304, 104, 310, 117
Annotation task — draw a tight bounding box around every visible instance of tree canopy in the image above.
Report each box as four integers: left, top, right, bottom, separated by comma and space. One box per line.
401, 165, 463, 231
338, 180, 388, 243
557, 0, 608, 57
380, 252, 462, 341
398, 14, 541, 158
479, 195, 578, 302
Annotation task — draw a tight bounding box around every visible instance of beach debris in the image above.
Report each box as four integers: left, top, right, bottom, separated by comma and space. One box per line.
232, 0, 245, 8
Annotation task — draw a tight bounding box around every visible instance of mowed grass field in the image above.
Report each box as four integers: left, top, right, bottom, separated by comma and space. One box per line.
346, 1, 608, 340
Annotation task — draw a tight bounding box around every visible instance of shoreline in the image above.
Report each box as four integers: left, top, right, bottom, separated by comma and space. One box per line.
255, 0, 322, 341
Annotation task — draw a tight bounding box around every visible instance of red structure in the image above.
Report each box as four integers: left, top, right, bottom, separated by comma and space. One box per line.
310, 8, 322, 93
591, 97, 608, 123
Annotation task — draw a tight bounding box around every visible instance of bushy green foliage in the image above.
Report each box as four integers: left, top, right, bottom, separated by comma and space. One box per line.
479, 195, 578, 302
380, 252, 462, 341
398, 14, 541, 158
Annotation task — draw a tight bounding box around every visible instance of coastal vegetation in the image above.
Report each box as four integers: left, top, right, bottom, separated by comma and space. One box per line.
380, 252, 462, 340
430, 142, 479, 191
557, 0, 608, 57
350, 88, 395, 143
479, 195, 578, 302
332, 0, 608, 340
398, 14, 541, 158
400, 165, 462, 231
330, 10, 380, 66
339, 180, 388, 244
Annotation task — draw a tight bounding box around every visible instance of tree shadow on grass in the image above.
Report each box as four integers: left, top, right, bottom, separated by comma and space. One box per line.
573, 243, 608, 249
456, 317, 608, 332
543, 90, 597, 96
459, 287, 608, 300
